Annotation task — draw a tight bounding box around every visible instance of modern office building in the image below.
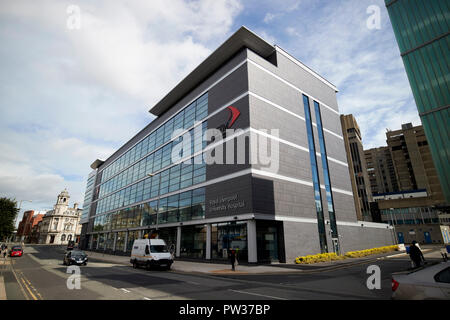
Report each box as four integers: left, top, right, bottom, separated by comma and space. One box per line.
364, 147, 399, 195
340, 114, 373, 221
385, 0, 450, 203
79, 27, 394, 263
378, 198, 449, 244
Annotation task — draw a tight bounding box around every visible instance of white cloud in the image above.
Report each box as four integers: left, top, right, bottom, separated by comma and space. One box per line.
0, 0, 243, 215
264, 13, 276, 23
271, 0, 421, 149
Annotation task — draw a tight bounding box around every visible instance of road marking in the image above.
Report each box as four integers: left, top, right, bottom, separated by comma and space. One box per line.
143, 297, 152, 300
9, 253, 44, 300
229, 289, 288, 300
10, 261, 29, 300
382, 253, 408, 259
20, 277, 38, 300
121, 288, 131, 293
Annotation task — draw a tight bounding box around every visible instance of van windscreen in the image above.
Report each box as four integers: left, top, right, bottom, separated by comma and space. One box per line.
150, 245, 168, 253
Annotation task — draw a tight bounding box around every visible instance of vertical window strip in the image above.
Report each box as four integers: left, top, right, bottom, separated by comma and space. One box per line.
303, 95, 328, 253
314, 101, 339, 240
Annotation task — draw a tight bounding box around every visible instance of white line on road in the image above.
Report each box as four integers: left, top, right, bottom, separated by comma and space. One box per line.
143, 297, 152, 300
229, 289, 288, 300
120, 288, 131, 293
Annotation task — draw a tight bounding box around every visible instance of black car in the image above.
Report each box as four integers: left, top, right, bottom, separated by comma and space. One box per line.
63, 250, 88, 266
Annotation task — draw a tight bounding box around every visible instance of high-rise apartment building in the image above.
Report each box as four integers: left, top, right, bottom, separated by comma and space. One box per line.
386, 123, 445, 204
364, 147, 399, 195
340, 114, 373, 221
385, 0, 450, 203
369, 123, 449, 244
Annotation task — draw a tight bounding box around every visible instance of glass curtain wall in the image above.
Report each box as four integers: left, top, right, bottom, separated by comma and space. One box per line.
211, 222, 248, 262
180, 225, 207, 259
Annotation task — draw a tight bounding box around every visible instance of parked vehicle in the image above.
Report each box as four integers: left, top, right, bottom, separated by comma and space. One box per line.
63, 250, 88, 266
9, 246, 23, 257
130, 239, 173, 270
392, 261, 450, 299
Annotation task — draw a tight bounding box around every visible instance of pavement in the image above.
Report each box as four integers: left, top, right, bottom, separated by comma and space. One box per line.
81, 244, 445, 275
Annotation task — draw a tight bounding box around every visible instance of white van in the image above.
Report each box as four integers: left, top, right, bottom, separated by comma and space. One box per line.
130, 239, 173, 270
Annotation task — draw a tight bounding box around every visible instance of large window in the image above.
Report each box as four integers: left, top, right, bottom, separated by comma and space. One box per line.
97, 233, 105, 250
211, 222, 248, 262
81, 171, 96, 221
99, 93, 208, 185
116, 231, 126, 252
126, 230, 140, 253
180, 225, 206, 259
98, 187, 205, 231
94, 139, 207, 216
303, 95, 328, 253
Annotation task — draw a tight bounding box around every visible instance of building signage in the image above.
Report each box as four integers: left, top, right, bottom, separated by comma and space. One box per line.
209, 193, 245, 212
217, 106, 241, 137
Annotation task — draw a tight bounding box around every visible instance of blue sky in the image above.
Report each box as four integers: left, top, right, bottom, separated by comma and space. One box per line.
0, 0, 421, 223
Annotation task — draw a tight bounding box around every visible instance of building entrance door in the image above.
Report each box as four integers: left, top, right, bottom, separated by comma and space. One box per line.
49, 235, 55, 244
256, 221, 283, 263
397, 232, 405, 244
424, 232, 432, 244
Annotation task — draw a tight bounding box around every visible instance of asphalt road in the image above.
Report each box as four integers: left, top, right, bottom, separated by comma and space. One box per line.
1, 245, 437, 300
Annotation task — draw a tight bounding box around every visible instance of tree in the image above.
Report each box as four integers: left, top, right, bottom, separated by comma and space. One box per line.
0, 198, 19, 241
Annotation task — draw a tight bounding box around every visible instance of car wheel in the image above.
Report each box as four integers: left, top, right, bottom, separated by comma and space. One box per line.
83, 262, 87, 266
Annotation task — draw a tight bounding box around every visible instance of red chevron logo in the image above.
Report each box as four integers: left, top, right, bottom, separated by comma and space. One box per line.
226, 106, 240, 129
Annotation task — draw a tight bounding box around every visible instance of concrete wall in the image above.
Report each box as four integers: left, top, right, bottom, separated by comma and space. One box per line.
336, 223, 396, 253
283, 220, 321, 261
283, 220, 395, 262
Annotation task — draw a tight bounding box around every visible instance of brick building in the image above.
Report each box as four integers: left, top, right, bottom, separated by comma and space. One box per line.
16, 210, 45, 243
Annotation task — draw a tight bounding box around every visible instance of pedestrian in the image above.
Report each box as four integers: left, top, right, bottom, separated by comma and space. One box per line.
229, 249, 236, 271
2, 245, 7, 259
409, 241, 425, 268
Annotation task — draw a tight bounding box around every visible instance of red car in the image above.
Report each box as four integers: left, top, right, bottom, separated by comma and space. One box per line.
9, 246, 23, 257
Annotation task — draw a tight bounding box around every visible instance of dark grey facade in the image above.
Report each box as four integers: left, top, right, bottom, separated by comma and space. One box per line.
80, 27, 395, 263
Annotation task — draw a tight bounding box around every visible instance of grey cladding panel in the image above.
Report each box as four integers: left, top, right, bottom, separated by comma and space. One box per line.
247, 50, 338, 111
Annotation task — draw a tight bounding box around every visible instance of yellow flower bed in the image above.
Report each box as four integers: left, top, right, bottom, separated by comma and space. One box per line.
295, 245, 398, 264
295, 252, 344, 264
344, 245, 398, 258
